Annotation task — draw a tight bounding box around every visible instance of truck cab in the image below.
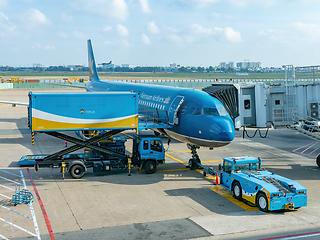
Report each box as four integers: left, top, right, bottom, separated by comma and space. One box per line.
220, 156, 307, 211
132, 136, 165, 174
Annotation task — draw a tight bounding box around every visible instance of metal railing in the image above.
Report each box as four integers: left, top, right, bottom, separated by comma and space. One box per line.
272, 108, 295, 126
290, 110, 320, 140
138, 107, 169, 127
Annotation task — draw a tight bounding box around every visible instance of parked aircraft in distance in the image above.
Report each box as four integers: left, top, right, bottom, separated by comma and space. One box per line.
86, 39, 235, 166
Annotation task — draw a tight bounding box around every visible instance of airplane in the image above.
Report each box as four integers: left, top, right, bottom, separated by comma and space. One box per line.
98, 61, 112, 66
86, 39, 235, 166
0, 39, 235, 168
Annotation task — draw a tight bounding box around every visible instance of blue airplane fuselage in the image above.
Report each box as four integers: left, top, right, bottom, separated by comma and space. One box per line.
86, 79, 235, 147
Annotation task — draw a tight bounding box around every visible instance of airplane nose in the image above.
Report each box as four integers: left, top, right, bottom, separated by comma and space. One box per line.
209, 117, 235, 142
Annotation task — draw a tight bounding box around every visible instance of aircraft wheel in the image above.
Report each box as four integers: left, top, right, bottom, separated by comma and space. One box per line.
144, 160, 157, 174
257, 192, 268, 212
189, 159, 197, 170
70, 165, 85, 179
232, 181, 242, 200
316, 154, 320, 167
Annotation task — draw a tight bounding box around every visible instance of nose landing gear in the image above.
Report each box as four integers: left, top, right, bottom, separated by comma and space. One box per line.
187, 143, 201, 170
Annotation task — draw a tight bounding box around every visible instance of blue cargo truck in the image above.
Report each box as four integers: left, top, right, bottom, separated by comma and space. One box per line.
21, 92, 167, 178
197, 156, 307, 211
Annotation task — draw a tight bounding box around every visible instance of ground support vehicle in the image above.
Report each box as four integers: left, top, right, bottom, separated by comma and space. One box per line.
19, 134, 165, 179
196, 156, 307, 211
20, 91, 168, 179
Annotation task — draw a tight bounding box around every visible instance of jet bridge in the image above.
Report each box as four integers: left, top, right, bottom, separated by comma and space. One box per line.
202, 84, 239, 121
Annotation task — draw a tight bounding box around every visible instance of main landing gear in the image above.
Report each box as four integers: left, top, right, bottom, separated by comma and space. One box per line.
187, 144, 201, 170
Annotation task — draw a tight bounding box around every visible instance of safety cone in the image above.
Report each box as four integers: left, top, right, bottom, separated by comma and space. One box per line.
65, 141, 67, 147
214, 173, 220, 185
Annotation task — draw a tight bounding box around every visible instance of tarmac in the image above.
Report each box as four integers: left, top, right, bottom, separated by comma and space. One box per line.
1, 89, 320, 240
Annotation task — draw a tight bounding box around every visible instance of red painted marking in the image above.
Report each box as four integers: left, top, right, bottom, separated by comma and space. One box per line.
27, 168, 55, 240
260, 230, 320, 239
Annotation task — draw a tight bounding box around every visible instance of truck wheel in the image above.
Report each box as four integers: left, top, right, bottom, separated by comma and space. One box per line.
70, 165, 85, 179
316, 154, 320, 167
144, 160, 157, 174
257, 192, 268, 212
233, 181, 242, 200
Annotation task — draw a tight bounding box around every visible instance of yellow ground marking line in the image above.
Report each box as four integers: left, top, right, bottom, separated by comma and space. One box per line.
166, 148, 228, 153
195, 169, 216, 179
157, 169, 190, 173
201, 160, 222, 163
165, 153, 185, 164
210, 186, 258, 211
166, 152, 222, 164
166, 153, 258, 211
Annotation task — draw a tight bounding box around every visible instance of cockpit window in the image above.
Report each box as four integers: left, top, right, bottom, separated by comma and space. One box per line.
204, 108, 219, 116
187, 107, 195, 115
217, 107, 228, 116
193, 107, 203, 116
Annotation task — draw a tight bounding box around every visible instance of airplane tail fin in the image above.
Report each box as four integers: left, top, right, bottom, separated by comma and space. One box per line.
87, 39, 100, 81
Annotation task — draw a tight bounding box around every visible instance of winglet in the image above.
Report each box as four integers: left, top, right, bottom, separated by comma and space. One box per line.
87, 39, 100, 81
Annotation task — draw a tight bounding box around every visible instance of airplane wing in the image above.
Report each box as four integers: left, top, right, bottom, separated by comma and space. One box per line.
49, 83, 87, 89
0, 100, 29, 107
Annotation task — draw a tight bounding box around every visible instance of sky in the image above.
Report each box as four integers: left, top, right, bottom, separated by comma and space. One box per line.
1, 0, 320, 68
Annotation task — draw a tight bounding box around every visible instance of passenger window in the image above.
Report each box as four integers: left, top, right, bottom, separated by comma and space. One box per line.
193, 107, 203, 116
187, 107, 195, 115
150, 140, 162, 152
143, 140, 149, 150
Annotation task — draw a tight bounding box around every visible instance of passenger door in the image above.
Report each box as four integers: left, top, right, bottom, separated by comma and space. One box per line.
168, 96, 184, 125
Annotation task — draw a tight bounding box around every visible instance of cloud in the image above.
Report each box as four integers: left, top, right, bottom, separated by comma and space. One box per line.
119, 39, 130, 47
116, 24, 129, 37
185, 0, 276, 8
228, 0, 276, 7
168, 34, 181, 43
139, 0, 152, 14
24, 8, 51, 26
292, 22, 320, 35
103, 25, 112, 32
73, 30, 86, 39
190, 23, 213, 35
58, 32, 68, 38
189, 0, 219, 8
147, 21, 159, 34
258, 28, 291, 45
189, 24, 241, 42
32, 44, 56, 50
0, 0, 7, 7
223, 27, 241, 42
0, 12, 16, 35
141, 33, 151, 44
72, 0, 129, 21
62, 13, 73, 22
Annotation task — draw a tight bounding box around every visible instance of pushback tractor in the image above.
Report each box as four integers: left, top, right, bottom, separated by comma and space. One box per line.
19, 91, 167, 178
196, 156, 307, 211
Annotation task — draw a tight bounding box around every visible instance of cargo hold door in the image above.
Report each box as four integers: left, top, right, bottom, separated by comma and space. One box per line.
168, 96, 184, 125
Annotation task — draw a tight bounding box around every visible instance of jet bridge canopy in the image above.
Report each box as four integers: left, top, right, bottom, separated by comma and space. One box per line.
202, 84, 239, 121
